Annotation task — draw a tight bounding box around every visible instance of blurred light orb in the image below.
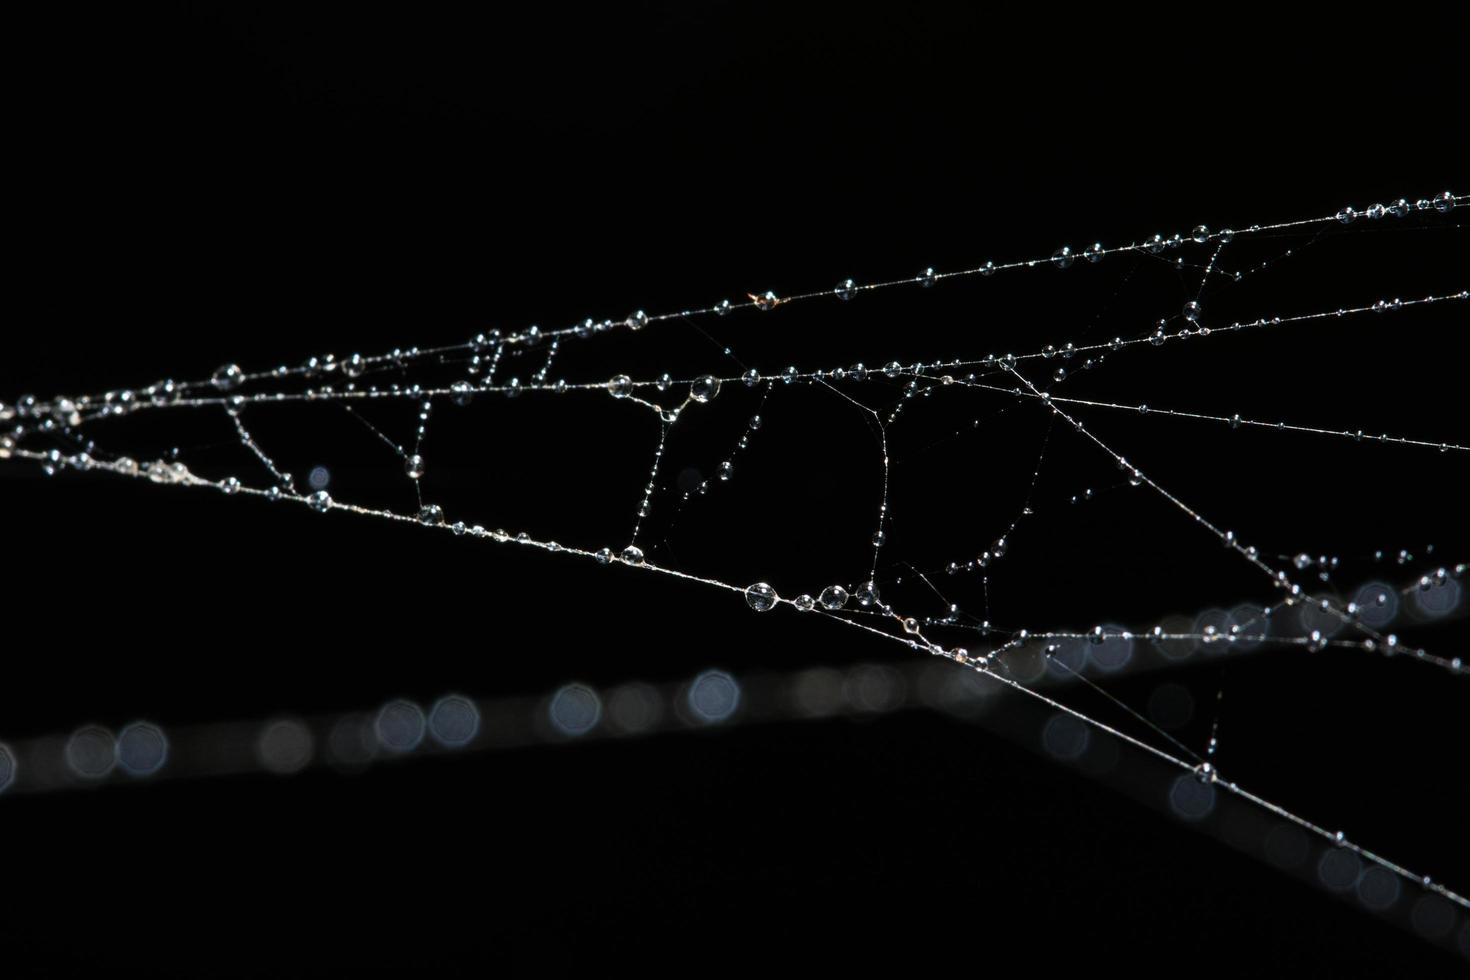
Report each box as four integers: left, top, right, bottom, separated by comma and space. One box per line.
1090, 624, 1133, 673
1225, 604, 1268, 651
1041, 713, 1089, 760
1316, 848, 1361, 893
428, 694, 481, 748
327, 714, 379, 769
258, 718, 315, 775
1412, 895, 1455, 940
845, 664, 904, 713
1352, 582, 1398, 628
1264, 824, 1309, 870
1045, 637, 1089, 680
116, 721, 169, 777
608, 683, 662, 734
791, 667, 845, 718
549, 684, 602, 737
1168, 773, 1216, 821
307, 465, 331, 490
1413, 575, 1461, 619
65, 725, 117, 780
1355, 866, 1401, 911
687, 670, 741, 724
375, 699, 427, 752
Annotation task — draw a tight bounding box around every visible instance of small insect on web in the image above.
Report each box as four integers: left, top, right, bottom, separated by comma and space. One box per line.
2, 189, 1466, 930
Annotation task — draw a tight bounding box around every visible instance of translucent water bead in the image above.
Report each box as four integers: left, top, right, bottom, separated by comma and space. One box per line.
744, 582, 778, 611
690, 376, 721, 403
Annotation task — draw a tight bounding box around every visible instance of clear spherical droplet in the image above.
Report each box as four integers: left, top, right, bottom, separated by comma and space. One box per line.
620, 545, 645, 564
419, 503, 445, 525
836, 278, 857, 300
1191, 224, 1210, 243
1183, 300, 1201, 322
690, 375, 721, 403
212, 364, 243, 391
405, 454, 425, 479
745, 582, 778, 612
819, 585, 849, 610
608, 375, 633, 398
307, 490, 332, 512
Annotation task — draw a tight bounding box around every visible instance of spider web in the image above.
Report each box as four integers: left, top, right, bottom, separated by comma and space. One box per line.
3, 189, 1466, 929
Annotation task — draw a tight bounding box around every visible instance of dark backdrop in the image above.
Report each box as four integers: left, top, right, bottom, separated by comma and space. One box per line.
4, 5, 1467, 977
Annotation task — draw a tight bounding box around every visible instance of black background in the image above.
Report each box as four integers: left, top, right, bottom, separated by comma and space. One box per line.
4, 5, 1467, 977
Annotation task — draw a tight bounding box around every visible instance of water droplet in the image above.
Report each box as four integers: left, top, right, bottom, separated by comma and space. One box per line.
718, 461, 733, 481
793, 594, 815, 611
690, 375, 721, 403
450, 380, 474, 406
620, 545, 645, 564
745, 582, 778, 612
855, 580, 880, 607
919, 267, 937, 287
608, 375, 633, 398
1183, 301, 1201, 322
212, 364, 243, 391
405, 454, 425, 479
1433, 190, 1454, 212
819, 585, 849, 610
419, 503, 444, 525
1051, 246, 1074, 269
755, 291, 779, 311
835, 278, 857, 300
307, 490, 332, 512
1192, 224, 1210, 243
627, 310, 649, 330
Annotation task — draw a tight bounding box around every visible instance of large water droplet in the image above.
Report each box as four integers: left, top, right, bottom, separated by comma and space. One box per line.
690, 376, 721, 403
212, 364, 243, 391
819, 585, 849, 610
744, 582, 778, 612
